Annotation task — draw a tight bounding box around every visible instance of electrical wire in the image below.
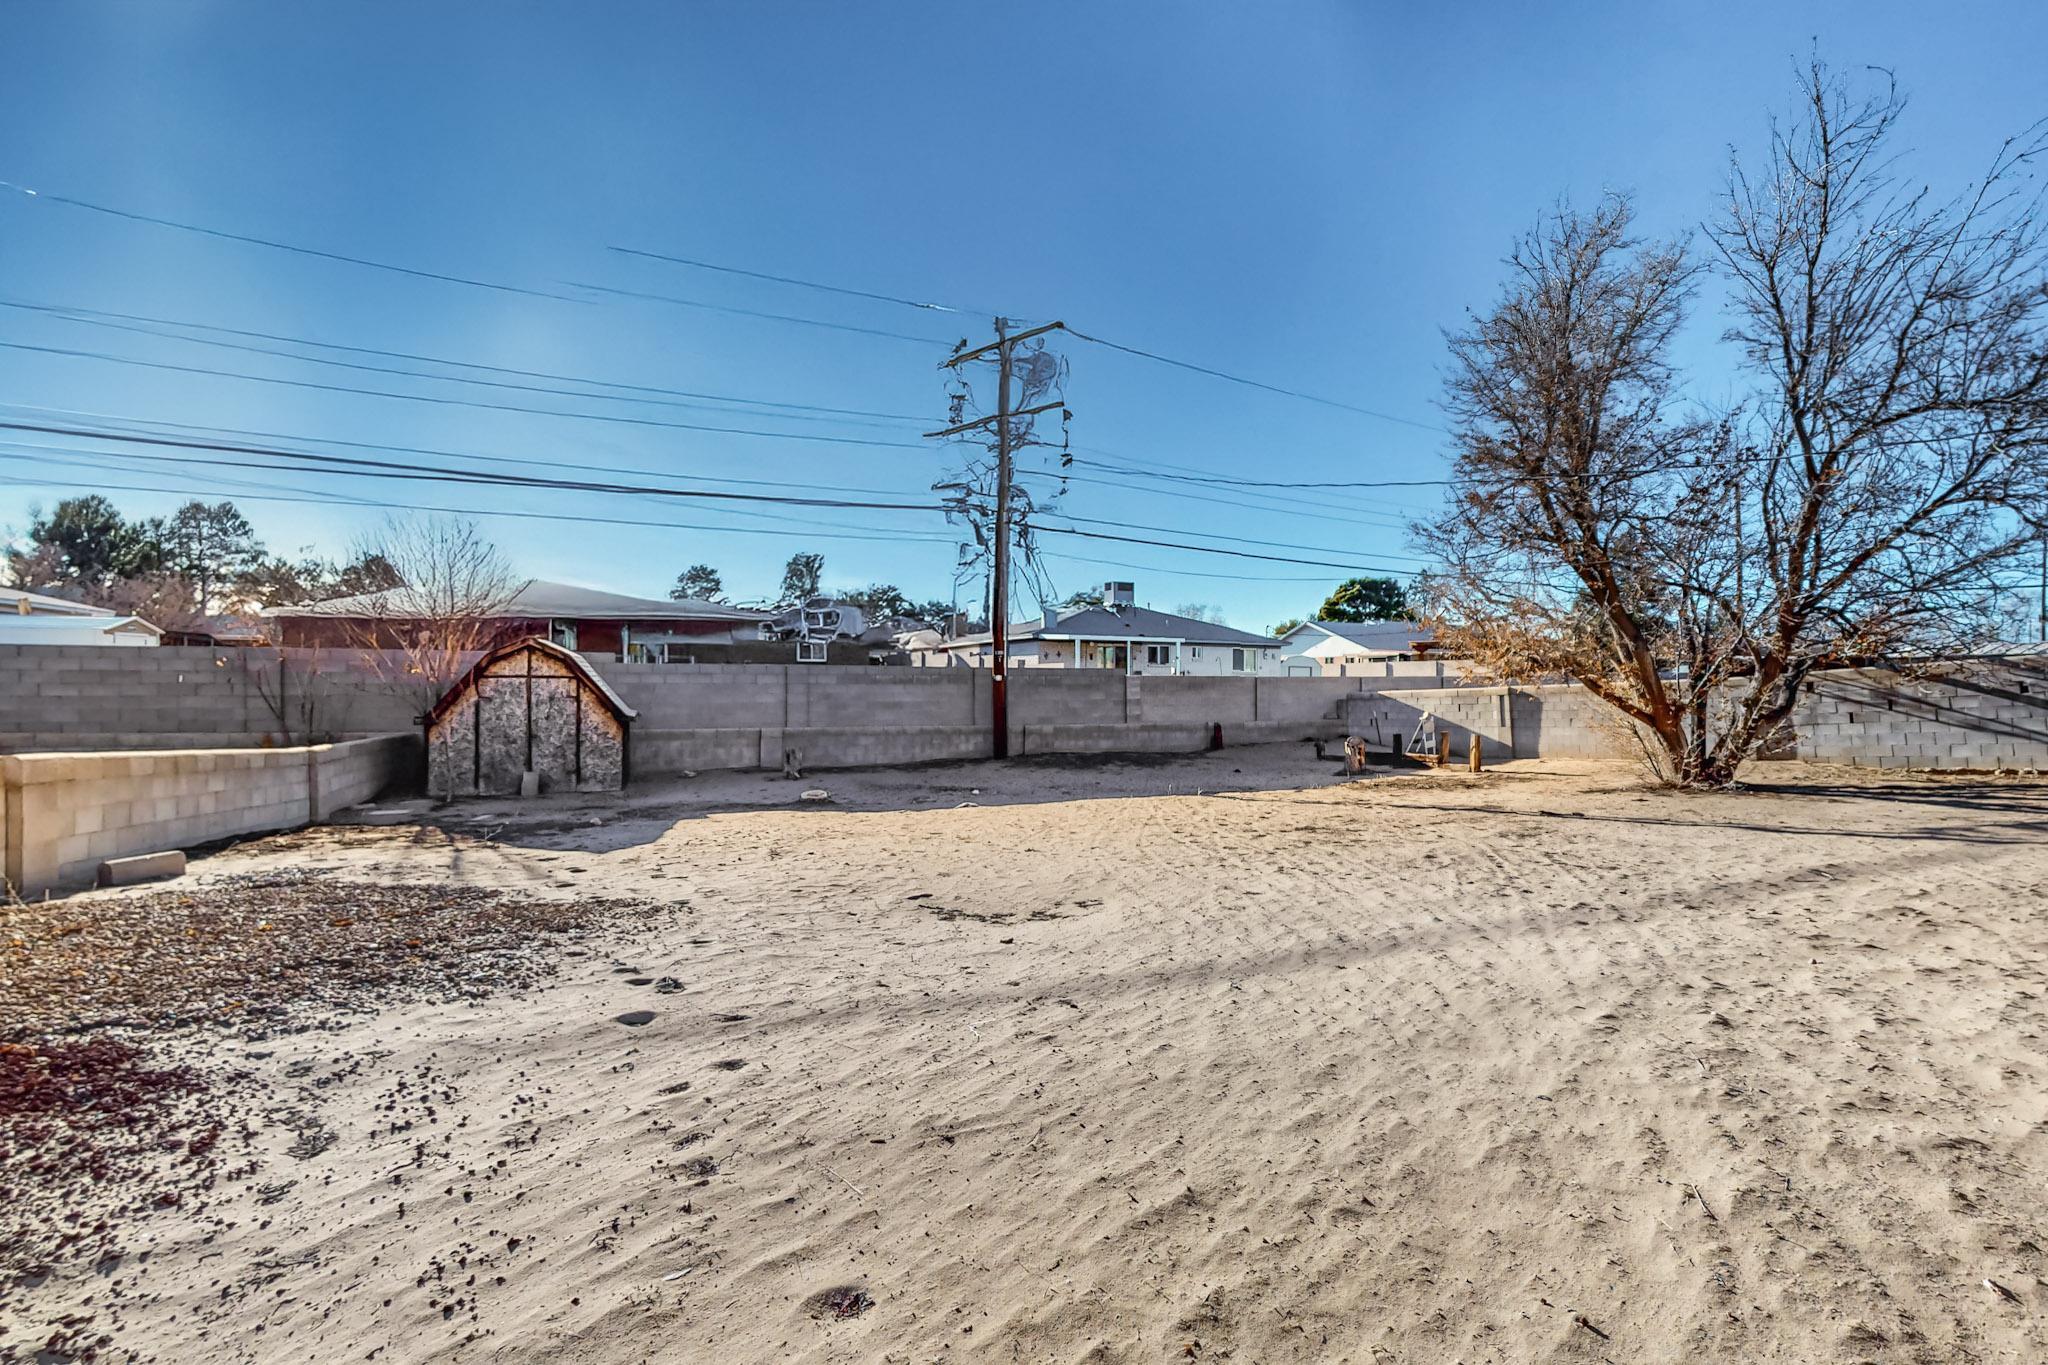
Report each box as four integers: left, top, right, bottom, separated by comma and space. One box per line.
0, 179, 582, 302
0, 341, 930, 449
587, 244, 1445, 435
609, 246, 976, 315
1037, 551, 1370, 584
0, 299, 928, 422
0, 419, 944, 512
0, 442, 951, 540
0, 462, 959, 547
1025, 521, 1424, 575
567, 280, 952, 345
0, 401, 933, 503
1063, 327, 1449, 433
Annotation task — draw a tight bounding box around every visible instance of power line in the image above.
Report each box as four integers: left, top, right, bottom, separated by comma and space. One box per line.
1011, 460, 1418, 534
1072, 456, 1450, 490
567, 280, 952, 345
0, 441, 951, 540
1050, 510, 1434, 564
0, 419, 946, 512
0, 401, 933, 503
0, 341, 932, 449
1039, 463, 1419, 530
590, 244, 1446, 435
1062, 326, 1450, 434
610, 246, 978, 315
1038, 551, 1357, 584
1068, 443, 1439, 515
0, 462, 957, 547
0, 299, 928, 423
0, 179, 582, 302
1025, 521, 1424, 576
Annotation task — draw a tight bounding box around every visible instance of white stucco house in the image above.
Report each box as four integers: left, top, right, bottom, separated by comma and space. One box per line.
0, 612, 163, 647
1275, 619, 1434, 676
922, 585, 1281, 676
0, 586, 162, 646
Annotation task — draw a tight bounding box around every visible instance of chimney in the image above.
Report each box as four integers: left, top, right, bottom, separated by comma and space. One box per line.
1042, 608, 1058, 632
1104, 580, 1135, 608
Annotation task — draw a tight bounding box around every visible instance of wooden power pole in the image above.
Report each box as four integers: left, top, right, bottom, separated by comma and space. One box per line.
926, 318, 1066, 760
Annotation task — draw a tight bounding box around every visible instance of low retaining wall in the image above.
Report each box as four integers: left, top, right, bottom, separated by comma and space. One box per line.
1342, 686, 1632, 762
2, 733, 418, 896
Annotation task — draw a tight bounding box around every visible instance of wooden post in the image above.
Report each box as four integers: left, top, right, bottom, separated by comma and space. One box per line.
1436, 731, 1451, 767
1468, 733, 1482, 772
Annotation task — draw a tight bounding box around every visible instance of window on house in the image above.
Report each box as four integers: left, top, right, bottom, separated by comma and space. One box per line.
1232, 648, 1247, 671
797, 641, 827, 664
1145, 644, 1170, 666
1190, 646, 1202, 658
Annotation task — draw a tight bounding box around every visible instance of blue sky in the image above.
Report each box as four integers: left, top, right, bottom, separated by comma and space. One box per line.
3, 2, 2043, 630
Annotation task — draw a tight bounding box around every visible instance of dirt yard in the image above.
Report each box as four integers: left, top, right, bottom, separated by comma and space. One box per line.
8, 748, 2048, 1364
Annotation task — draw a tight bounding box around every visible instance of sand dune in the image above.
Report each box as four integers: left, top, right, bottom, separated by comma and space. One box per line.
10, 750, 2048, 1363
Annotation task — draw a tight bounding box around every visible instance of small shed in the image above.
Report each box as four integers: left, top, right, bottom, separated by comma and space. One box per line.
425, 636, 635, 797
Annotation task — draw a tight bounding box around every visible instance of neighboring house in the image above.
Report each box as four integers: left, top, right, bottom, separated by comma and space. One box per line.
263, 579, 773, 660
0, 586, 118, 617
764, 598, 959, 664
1276, 619, 1435, 676
162, 614, 272, 648
923, 584, 1282, 675
0, 613, 162, 647
0, 587, 160, 646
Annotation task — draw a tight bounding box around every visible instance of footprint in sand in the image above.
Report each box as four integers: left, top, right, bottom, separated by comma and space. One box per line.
710, 1058, 747, 1070
615, 1010, 657, 1027
625, 977, 654, 986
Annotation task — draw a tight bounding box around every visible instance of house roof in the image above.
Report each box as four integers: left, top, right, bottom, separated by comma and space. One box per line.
0, 613, 162, 640
1280, 619, 1433, 651
937, 604, 1279, 650
0, 585, 116, 617
264, 578, 771, 623
425, 635, 637, 729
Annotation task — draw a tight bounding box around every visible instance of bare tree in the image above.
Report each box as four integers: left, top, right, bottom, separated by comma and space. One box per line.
344, 515, 525, 715
1419, 64, 2048, 787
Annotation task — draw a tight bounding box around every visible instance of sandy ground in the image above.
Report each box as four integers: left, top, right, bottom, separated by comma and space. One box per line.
11, 745, 2048, 1364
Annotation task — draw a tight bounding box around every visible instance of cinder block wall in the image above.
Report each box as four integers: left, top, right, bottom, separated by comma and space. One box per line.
7, 648, 2036, 776
1790, 665, 2048, 769
1, 734, 418, 895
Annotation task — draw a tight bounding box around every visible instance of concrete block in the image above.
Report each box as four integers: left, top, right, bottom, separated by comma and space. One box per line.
97, 850, 186, 887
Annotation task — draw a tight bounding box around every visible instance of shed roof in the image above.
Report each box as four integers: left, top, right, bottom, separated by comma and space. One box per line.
938, 604, 1279, 650
264, 578, 770, 623
424, 636, 638, 730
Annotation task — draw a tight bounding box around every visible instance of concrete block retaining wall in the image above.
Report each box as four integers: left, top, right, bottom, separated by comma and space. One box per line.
0, 647, 1462, 740
1343, 666, 2048, 771
1789, 665, 2048, 769
2, 734, 418, 896
1342, 685, 1639, 763
5, 649, 2039, 778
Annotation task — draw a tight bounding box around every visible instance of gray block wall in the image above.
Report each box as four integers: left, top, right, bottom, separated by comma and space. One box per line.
4, 648, 2041, 775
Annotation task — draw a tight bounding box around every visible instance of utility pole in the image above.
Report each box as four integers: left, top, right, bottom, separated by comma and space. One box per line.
925, 317, 1066, 759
